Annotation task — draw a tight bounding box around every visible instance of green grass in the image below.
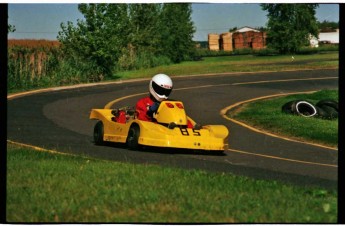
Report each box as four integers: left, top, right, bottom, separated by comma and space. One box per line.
228, 90, 338, 147
114, 52, 338, 80
7, 142, 337, 223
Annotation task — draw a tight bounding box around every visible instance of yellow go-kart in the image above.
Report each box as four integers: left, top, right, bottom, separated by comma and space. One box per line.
90, 100, 229, 152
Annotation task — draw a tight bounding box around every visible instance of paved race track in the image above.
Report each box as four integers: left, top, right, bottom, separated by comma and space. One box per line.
7, 69, 338, 189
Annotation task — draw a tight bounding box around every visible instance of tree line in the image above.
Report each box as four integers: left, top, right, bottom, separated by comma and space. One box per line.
58, 3, 338, 80
57, 3, 195, 80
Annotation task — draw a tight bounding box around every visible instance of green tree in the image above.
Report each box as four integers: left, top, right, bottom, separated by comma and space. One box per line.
317, 20, 339, 31
58, 3, 196, 79
261, 4, 319, 54
128, 4, 161, 53
229, 27, 238, 32
8, 23, 16, 33
116, 4, 166, 70
159, 3, 196, 63
58, 4, 129, 79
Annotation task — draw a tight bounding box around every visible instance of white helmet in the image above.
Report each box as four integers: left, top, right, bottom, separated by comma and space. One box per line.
149, 74, 173, 102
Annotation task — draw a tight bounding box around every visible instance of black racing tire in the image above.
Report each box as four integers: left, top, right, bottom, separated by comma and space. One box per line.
94, 121, 104, 145
282, 100, 299, 114
316, 99, 338, 112
127, 125, 140, 150
295, 100, 317, 117
315, 106, 329, 119
315, 99, 338, 120
282, 100, 317, 117
316, 105, 338, 119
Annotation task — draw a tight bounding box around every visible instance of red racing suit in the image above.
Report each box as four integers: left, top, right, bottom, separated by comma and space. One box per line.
135, 96, 156, 121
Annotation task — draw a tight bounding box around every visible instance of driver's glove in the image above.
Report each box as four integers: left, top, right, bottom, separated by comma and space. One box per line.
147, 102, 160, 117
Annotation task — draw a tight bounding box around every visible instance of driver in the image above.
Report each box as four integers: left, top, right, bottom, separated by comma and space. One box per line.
136, 73, 173, 121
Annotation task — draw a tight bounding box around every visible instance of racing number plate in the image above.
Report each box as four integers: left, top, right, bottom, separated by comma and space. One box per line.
179, 128, 201, 136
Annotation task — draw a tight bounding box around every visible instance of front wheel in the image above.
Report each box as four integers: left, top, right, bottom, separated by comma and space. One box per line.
94, 121, 104, 145
127, 125, 140, 150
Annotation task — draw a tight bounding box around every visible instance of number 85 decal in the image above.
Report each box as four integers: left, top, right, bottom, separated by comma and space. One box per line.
180, 128, 201, 136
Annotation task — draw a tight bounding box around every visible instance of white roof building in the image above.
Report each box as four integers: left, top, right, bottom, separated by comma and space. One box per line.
310, 29, 339, 47
318, 29, 339, 44
235, 26, 260, 33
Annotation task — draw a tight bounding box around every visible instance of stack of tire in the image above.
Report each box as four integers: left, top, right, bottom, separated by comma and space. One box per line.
282, 99, 338, 120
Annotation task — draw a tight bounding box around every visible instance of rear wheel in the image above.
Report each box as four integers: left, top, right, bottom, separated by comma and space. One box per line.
127, 125, 140, 150
94, 121, 104, 145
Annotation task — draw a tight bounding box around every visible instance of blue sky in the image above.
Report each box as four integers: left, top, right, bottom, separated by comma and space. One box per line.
8, 3, 339, 41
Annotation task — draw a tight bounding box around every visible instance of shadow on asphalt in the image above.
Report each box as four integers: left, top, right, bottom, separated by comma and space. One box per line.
95, 141, 226, 156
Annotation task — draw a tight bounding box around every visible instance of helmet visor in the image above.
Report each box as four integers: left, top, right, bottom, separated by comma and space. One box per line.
152, 81, 172, 97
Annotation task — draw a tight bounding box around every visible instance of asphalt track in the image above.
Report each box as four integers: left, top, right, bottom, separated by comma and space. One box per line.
7, 69, 339, 190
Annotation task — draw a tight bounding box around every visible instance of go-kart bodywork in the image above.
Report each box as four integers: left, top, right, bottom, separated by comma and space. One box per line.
90, 100, 229, 151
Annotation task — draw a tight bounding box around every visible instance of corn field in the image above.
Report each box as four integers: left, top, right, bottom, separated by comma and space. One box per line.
7, 39, 98, 92
8, 40, 62, 91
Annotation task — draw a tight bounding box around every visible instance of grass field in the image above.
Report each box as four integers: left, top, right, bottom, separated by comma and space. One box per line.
227, 90, 338, 148
114, 52, 338, 80
6, 142, 337, 223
